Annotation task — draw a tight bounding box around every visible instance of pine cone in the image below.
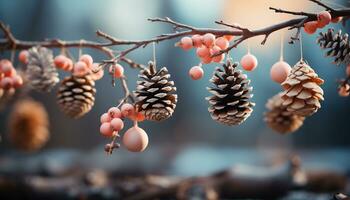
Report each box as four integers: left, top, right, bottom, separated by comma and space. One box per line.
206, 59, 255, 126
57, 75, 96, 118
264, 93, 305, 134
26, 46, 59, 92
281, 60, 324, 117
8, 99, 49, 151
134, 61, 177, 121
316, 29, 350, 65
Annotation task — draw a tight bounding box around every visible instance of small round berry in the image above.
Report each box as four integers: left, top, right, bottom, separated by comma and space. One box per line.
122, 126, 149, 152
54, 55, 68, 68
317, 11, 332, 27
0, 77, 13, 90
331, 16, 343, 23
196, 46, 210, 58
180, 37, 193, 50
203, 33, 216, 47
64, 58, 74, 71
121, 103, 135, 118
100, 113, 111, 123
79, 54, 93, 69
191, 34, 203, 48
224, 35, 234, 41
100, 122, 114, 137
346, 65, 350, 76
91, 63, 104, 81
111, 64, 124, 78
270, 61, 292, 83
18, 50, 29, 64
12, 75, 23, 88
73, 61, 89, 77
215, 37, 229, 50
200, 56, 212, 64
304, 21, 318, 34
189, 66, 204, 80
0, 59, 13, 72
339, 84, 350, 97
110, 118, 124, 131
210, 46, 225, 63
1, 61, 14, 76
108, 107, 122, 118
240, 53, 258, 71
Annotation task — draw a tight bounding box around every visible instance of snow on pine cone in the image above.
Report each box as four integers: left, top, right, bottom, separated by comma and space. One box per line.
206, 59, 255, 126
316, 29, 350, 65
264, 93, 305, 134
26, 46, 59, 92
57, 75, 96, 118
134, 61, 177, 121
281, 60, 324, 117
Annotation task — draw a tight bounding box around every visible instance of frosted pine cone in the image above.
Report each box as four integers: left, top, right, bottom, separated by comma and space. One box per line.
8, 99, 49, 151
134, 61, 177, 121
26, 46, 59, 92
264, 93, 305, 134
281, 60, 324, 117
317, 29, 350, 65
57, 75, 96, 118
206, 59, 255, 126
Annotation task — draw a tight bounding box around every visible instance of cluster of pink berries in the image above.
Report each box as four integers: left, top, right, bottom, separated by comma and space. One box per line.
304, 11, 342, 34
0, 59, 23, 91
99, 103, 147, 153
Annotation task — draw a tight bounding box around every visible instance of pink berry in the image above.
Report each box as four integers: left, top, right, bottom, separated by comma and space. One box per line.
240, 53, 258, 71
1, 61, 14, 76
64, 58, 74, 71
0, 77, 13, 89
318, 11, 332, 27
110, 64, 124, 78
100, 113, 111, 123
224, 35, 234, 41
122, 126, 149, 152
180, 37, 193, 50
210, 46, 225, 63
191, 34, 203, 48
196, 46, 210, 58
73, 61, 89, 77
270, 61, 291, 83
54, 55, 69, 69
12, 75, 23, 88
79, 54, 93, 69
129, 112, 145, 122
304, 21, 318, 34
91, 63, 104, 81
18, 50, 29, 64
203, 33, 216, 47
110, 118, 124, 131
0, 59, 12, 72
100, 122, 114, 137
189, 66, 204, 80
121, 103, 135, 118
331, 16, 343, 23
215, 37, 229, 50
201, 56, 212, 64
108, 107, 122, 118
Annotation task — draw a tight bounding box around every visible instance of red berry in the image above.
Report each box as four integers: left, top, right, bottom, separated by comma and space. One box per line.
196, 46, 210, 58
203, 33, 216, 47
121, 103, 135, 118
64, 58, 74, 71
191, 34, 203, 48
18, 50, 29, 64
180, 37, 193, 50
200, 56, 212, 64
0, 60, 14, 76
304, 21, 318, 34
224, 35, 234, 41
100, 113, 111, 123
12, 75, 23, 88
108, 107, 122, 118
0, 59, 13, 72
110, 64, 124, 78
110, 118, 124, 131
210, 46, 224, 63
317, 11, 332, 27
79, 54, 93, 69
189, 66, 204, 80
100, 122, 114, 137
54, 55, 69, 69
73, 61, 89, 77
0, 77, 13, 89
215, 37, 229, 50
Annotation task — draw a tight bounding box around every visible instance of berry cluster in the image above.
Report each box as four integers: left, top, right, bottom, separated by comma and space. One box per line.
0, 59, 23, 91
99, 103, 147, 154
304, 11, 342, 34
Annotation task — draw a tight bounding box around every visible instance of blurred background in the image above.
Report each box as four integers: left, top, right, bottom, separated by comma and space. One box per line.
0, 0, 350, 197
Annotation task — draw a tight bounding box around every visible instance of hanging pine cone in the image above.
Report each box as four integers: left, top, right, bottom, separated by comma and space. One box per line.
134, 61, 177, 121
8, 99, 49, 151
264, 93, 305, 134
57, 75, 96, 118
26, 46, 59, 92
316, 29, 350, 65
281, 60, 324, 117
206, 59, 255, 126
